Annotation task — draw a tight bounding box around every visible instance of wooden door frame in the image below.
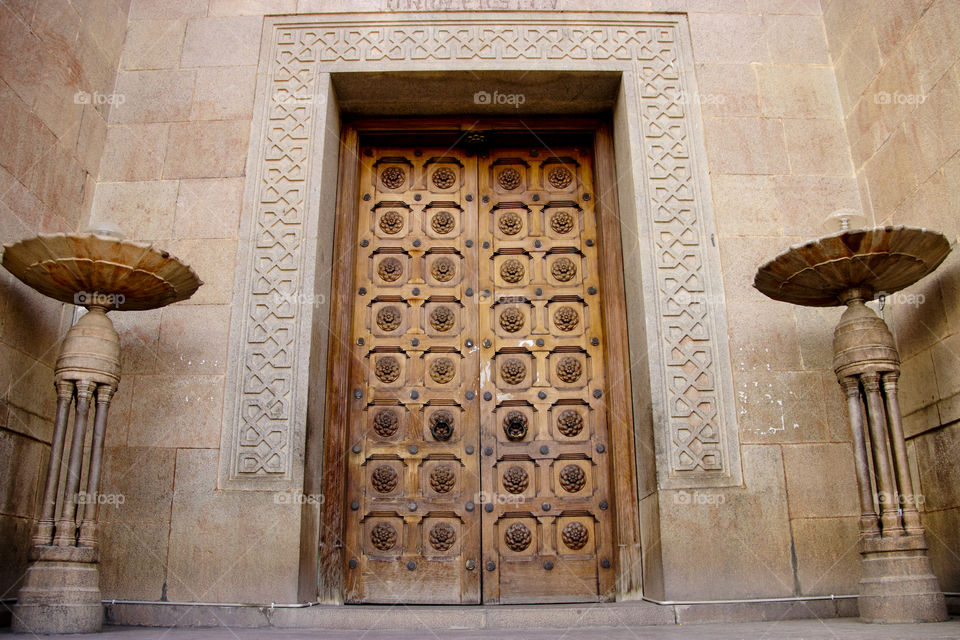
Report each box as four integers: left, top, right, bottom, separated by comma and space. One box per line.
317, 117, 641, 603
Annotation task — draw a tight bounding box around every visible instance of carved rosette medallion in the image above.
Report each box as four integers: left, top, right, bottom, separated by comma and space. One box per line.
379, 210, 404, 234
429, 522, 456, 551
370, 522, 398, 551
500, 358, 526, 385
550, 210, 575, 233
559, 464, 586, 493
375, 356, 400, 383
378, 257, 403, 282
498, 212, 522, 235
373, 409, 400, 438
502, 466, 529, 494
551, 257, 577, 282
380, 167, 405, 189
499, 258, 525, 284
429, 464, 456, 493
429, 410, 454, 441
371, 465, 398, 493
561, 521, 589, 550
497, 167, 522, 190
556, 356, 582, 383
547, 166, 573, 189
429, 306, 455, 331
429, 357, 456, 384
431, 210, 455, 234
502, 410, 528, 441
499, 307, 524, 332
557, 409, 583, 437
553, 306, 579, 331
504, 522, 531, 552
431, 167, 457, 189
431, 257, 456, 282
376, 306, 402, 331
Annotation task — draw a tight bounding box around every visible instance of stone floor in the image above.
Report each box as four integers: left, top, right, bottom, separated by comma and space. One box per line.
3, 619, 960, 639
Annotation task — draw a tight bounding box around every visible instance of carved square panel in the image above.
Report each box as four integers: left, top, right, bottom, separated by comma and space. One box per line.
423, 350, 462, 389
374, 159, 413, 194
422, 516, 462, 558
545, 252, 582, 287
498, 516, 538, 557
542, 205, 581, 240
491, 206, 529, 241
549, 403, 590, 442
366, 404, 405, 442
424, 250, 463, 287
493, 252, 531, 288
493, 300, 532, 338
420, 458, 461, 499
555, 516, 595, 556
546, 299, 585, 337
370, 351, 407, 389
424, 203, 462, 240
548, 351, 588, 389
552, 459, 593, 498
363, 515, 404, 559
495, 404, 535, 444
489, 161, 528, 195
373, 203, 410, 239
424, 159, 463, 194
372, 252, 410, 287
370, 298, 410, 336
422, 403, 462, 443
496, 459, 537, 502
540, 160, 578, 194
366, 458, 404, 499
496, 352, 533, 389
422, 299, 462, 337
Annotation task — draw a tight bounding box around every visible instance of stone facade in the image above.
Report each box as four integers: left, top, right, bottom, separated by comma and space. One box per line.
0, 0, 956, 610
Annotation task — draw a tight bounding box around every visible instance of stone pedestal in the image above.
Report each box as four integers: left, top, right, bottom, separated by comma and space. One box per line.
14, 559, 103, 633
858, 535, 946, 623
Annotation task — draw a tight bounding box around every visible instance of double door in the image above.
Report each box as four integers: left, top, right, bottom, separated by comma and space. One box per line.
344, 138, 613, 604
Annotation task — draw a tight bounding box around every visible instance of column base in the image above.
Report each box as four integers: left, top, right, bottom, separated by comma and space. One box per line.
12, 558, 103, 634
857, 534, 948, 623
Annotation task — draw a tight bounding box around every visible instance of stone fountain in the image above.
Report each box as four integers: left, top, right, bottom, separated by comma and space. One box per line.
1, 228, 201, 634
754, 219, 951, 623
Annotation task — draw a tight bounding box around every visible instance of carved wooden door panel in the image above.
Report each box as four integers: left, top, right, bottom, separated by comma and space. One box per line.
478, 148, 614, 604
344, 147, 481, 604
345, 140, 613, 604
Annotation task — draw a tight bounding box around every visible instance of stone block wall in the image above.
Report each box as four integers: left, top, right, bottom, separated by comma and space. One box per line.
823, 0, 960, 591
0, 0, 130, 600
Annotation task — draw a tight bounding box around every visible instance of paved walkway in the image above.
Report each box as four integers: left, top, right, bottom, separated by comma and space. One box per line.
3, 619, 960, 639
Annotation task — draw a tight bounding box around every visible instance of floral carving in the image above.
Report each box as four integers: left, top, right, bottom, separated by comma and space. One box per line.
376, 305, 402, 331
370, 522, 398, 551
557, 409, 583, 437
499, 306, 525, 333
550, 210, 575, 234
379, 210, 404, 234
429, 357, 456, 384
373, 409, 400, 438
559, 464, 586, 493
378, 257, 403, 282
501, 358, 526, 385
551, 257, 577, 282
432, 167, 457, 189
556, 356, 582, 383
430, 410, 454, 441
380, 166, 405, 189
547, 166, 573, 189
504, 522, 531, 552
498, 212, 522, 235
499, 258, 525, 283
429, 522, 456, 551
553, 306, 579, 331
429, 306, 455, 332
561, 521, 589, 550
371, 465, 398, 493
502, 466, 529, 494
431, 257, 456, 282
429, 464, 456, 493
431, 210, 455, 234
375, 356, 400, 383
502, 410, 528, 441
498, 167, 522, 190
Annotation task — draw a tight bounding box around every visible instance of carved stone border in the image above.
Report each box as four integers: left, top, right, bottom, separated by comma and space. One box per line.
220, 12, 742, 491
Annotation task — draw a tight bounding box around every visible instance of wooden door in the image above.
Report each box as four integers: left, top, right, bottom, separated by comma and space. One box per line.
344, 139, 613, 604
